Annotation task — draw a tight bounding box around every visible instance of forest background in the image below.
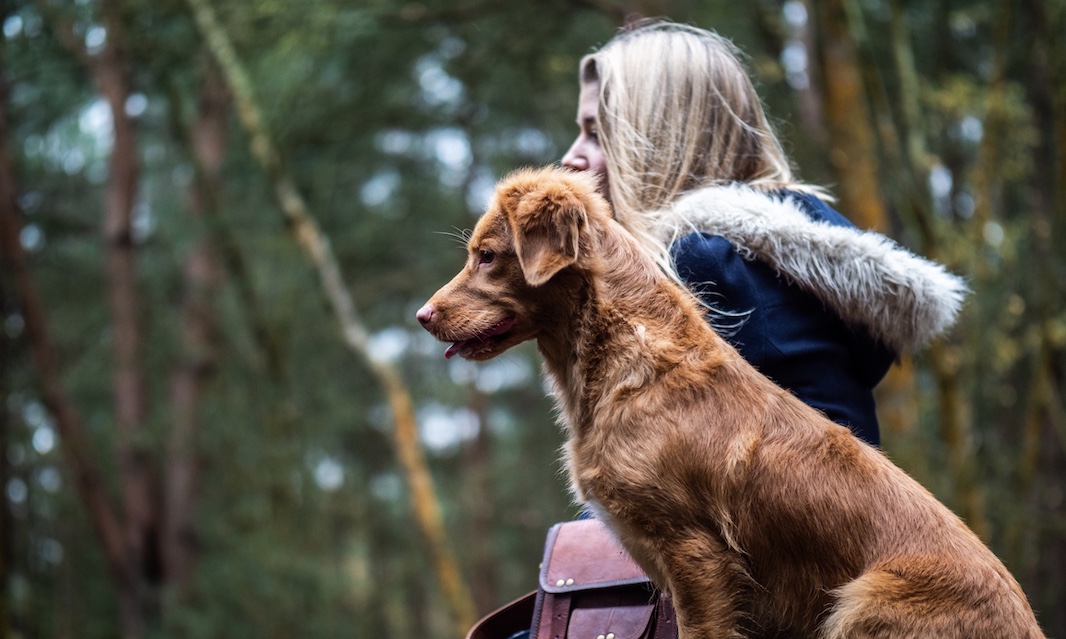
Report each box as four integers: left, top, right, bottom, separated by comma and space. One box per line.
0, 0, 1064, 637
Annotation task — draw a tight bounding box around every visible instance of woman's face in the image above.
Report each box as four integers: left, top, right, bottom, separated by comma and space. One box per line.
561, 80, 609, 197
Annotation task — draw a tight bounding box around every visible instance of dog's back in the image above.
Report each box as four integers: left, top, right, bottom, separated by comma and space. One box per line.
420, 167, 1046, 638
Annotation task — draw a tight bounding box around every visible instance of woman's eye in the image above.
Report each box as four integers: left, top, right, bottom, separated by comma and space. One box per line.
478, 250, 495, 265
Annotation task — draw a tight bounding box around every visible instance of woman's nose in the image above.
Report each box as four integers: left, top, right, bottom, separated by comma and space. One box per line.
561, 141, 588, 171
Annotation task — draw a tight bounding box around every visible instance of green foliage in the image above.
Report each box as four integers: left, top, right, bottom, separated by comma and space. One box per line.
1, 0, 1064, 637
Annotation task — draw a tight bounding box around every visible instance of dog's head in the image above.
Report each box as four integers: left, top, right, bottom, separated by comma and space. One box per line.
416, 166, 610, 360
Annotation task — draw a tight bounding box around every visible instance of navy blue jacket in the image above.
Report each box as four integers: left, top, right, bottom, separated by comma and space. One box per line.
671, 192, 895, 447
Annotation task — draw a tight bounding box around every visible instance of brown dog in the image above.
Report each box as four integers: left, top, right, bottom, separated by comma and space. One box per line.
417, 166, 1046, 639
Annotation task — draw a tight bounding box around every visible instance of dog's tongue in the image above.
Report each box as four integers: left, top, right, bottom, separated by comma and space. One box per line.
444, 341, 466, 360
441, 316, 517, 360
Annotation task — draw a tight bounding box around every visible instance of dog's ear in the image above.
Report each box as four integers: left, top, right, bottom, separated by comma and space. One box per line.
507, 182, 589, 287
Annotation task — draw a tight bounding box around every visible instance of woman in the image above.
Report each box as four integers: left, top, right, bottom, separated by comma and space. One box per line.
470, 20, 967, 639
560, 19, 966, 446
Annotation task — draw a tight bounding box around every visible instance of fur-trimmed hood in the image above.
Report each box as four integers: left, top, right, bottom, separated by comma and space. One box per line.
652, 184, 969, 354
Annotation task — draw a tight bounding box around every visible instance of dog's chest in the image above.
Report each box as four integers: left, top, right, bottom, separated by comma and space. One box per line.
561, 418, 671, 522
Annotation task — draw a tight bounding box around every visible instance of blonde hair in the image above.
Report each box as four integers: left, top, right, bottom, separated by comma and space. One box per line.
581, 20, 823, 272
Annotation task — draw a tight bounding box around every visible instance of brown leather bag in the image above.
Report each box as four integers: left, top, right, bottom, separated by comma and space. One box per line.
466, 520, 677, 639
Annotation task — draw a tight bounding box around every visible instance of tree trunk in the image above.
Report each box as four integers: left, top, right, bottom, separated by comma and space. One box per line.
0, 44, 137, 634
811, 0, 886, 232
161, 61, 228, 594
1014, 3, 1066, 627
38, 1, 152, 633
464, 389, 497, 614
0, 210, 11, 639
94, 4, 155, 632
185, 0, 478, 633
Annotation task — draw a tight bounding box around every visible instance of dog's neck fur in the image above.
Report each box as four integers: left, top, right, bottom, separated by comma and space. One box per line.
534, 215, 731, 438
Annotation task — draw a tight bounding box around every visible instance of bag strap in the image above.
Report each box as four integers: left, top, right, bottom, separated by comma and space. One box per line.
465, 590, 537, 639
653, 593, 678, 638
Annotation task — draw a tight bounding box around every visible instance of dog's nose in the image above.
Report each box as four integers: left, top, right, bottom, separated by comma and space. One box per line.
416, 304, 435, 327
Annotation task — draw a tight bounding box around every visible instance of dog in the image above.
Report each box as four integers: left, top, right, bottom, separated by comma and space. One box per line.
416, 166, 1046, 639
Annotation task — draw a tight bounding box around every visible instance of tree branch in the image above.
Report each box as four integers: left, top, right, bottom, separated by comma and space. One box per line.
37, 2, 155, 632
184, 0, 478, 633
0, 48, 135, 609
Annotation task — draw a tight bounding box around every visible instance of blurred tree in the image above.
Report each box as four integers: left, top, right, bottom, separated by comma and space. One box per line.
160, 56, 225, 598
0, 0, 1063, 637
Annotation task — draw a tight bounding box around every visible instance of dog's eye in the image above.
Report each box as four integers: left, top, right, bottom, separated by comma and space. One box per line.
478, 250, 495, 265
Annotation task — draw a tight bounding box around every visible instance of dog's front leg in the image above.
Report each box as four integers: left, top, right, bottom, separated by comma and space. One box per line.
660, 534, 750, 639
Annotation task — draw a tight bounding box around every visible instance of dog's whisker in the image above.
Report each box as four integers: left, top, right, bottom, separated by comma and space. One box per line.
435, 227, 473, 248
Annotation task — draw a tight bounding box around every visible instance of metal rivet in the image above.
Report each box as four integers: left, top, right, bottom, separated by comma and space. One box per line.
565, 578, 574, 586
555, 579, 565, 587
607, 633, 615, 639
596, 635, 606, 639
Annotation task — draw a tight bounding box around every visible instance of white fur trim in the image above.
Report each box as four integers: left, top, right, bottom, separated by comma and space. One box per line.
654, 185, 969, 353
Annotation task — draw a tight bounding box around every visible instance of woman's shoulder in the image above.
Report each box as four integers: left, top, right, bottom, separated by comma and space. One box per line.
671, 227, 775, 277
670, 228, 786, 322
671, 231, 736, 266
772, 189, 855, 229
662, 182, 969, 354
